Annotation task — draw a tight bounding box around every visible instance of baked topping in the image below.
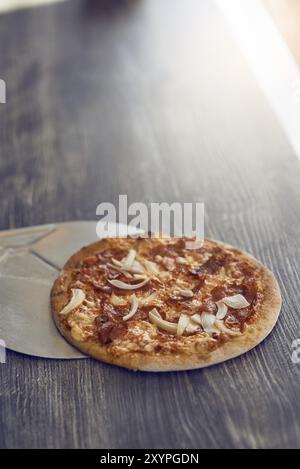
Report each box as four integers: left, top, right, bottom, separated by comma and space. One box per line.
107, 278, 150, 290
111, 293, 127, 306
149, 308, 178, 334
61, 238, 263, 352
199, 312, 219, 334
144, 260, 160, 275
215, 301, 228, 320
122, 249, 136, 269
175, 288, 194, 298
215, 320, 241, 336
139, 291, 158, 306
59, 288, 85, 315
221, 294, 250, 309
177, 314, 190, 336
123, 295, 139, 321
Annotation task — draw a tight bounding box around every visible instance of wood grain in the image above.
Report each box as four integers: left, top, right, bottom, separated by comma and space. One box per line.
1, 0, 300, 448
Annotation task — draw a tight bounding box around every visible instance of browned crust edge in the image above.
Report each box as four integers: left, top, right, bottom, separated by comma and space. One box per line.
51, 238, 282, 372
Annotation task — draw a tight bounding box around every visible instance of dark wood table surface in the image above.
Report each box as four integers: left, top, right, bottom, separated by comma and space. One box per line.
1, 0, 300, 449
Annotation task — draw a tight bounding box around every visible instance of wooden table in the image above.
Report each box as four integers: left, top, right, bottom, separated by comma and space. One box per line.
1, 0, 300, 449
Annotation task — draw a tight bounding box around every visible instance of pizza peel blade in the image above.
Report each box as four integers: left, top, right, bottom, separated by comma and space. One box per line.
0, 221, 138, 359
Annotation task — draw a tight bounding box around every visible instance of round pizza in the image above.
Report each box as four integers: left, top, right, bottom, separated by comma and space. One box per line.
51, 237, 281, 371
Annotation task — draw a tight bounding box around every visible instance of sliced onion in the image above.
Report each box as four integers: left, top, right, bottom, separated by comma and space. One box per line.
200, 312, 215, 329
222, 294, 250, 309
149, 309, 177, 334
144, 260, 160, 275
139, 292, 158, 306
176, 288, 194, 298
149, 308, 161, 319
215, 320, 241, 336
112, 258, 123, 267
176, 256, 188, 265
185, 322, 200, 334
109, 260, 143, 275
177, 314, 190, 336
122, 249, 136, 269
162, 257, 175, 271
133, 274, 148, 280
200, 312, 220, 334
107, 263, 133, 278
108, 278, 149, 290
190, 313, 202, 325
107, 262, 125, 272
123, 295, 139, 321
130, 260, 145, 274
123, 271, 134, 279
119, 260, 144, 274
185, 239, 203, 250
216, 301, 228, 320
59, 289, 85, 315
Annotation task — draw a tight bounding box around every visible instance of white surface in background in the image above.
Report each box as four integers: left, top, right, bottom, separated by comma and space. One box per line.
0, 0, 67, 13
216, 0, 300, 159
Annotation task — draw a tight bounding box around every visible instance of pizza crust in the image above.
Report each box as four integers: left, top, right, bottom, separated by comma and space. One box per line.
51, 238, 281, 372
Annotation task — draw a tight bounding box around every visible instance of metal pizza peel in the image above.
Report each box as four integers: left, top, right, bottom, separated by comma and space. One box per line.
0, 221, 139, 359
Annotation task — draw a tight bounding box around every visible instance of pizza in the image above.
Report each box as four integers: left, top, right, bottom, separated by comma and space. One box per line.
51, 236, 281, 371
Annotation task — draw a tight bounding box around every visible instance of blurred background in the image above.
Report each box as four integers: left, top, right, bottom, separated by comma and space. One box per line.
265, 0, 300, 65
0, 0, 299, 233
